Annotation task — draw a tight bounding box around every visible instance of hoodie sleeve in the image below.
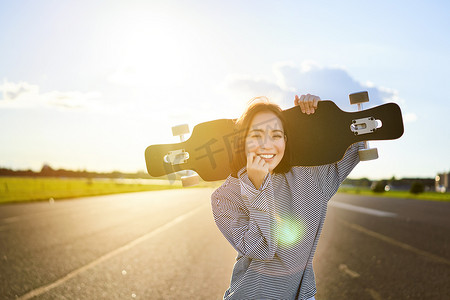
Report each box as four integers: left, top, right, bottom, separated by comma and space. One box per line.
211, 171, 277, 260
306, 142, 364, 199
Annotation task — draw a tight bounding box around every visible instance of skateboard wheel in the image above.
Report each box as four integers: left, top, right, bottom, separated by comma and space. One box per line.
358, 148, 378, 161
181, 174, 200, 187
349, 91, 369, 105
172, 124, 189, 136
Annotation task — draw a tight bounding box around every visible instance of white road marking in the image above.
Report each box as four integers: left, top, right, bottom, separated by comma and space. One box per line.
329, 201, 397, 217
2, 216, 21, 223
338, 264, 360, 278
366, 288, 383, 300
17, 204, 206, 300
339, 219, 450, 266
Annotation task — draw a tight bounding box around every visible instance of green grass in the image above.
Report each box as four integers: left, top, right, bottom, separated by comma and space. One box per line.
0, 177, 195, 204
338, 187, 450, 202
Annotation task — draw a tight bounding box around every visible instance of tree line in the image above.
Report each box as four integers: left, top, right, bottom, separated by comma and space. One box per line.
0, 164, 152, 179
343, 176, 436, 193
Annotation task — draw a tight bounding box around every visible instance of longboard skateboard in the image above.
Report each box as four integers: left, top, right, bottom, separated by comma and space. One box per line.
145, 92, 404, 183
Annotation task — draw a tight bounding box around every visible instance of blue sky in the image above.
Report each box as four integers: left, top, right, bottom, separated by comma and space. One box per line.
0, 0, 449, 180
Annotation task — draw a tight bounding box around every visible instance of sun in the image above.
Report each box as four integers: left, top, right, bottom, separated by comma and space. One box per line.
94, 8, 197, 89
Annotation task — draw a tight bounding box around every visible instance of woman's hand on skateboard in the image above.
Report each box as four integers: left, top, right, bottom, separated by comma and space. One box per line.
295, 94, 321, 115
246, 152, 269, 190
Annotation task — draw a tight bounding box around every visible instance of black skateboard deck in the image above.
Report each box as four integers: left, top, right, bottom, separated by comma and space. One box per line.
145, 101, 403, 181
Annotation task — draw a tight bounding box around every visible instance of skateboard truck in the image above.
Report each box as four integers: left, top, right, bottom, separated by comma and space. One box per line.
349, 92, 379, 161
351, 117, 377, 135
169, 124, 200, 187
164, 149, 189, 164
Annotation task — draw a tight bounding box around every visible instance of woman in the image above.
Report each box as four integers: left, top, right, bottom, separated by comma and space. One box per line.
211, 94, 363, 300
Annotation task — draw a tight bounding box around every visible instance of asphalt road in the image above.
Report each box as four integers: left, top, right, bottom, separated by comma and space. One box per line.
316, 194, 450, 299
0, 189, 449, 299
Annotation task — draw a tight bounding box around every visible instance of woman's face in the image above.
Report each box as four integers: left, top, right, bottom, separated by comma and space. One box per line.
245, 111, 286, 172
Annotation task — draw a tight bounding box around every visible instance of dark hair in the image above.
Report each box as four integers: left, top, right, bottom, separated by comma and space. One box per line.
230, 97, 291, 177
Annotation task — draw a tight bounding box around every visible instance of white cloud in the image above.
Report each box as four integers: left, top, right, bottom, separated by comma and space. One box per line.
0, 80, 102, 110
224, 74, 285, 105
226, 61, 407, 112
44, 90, 103, 109
1, 81, 39, 102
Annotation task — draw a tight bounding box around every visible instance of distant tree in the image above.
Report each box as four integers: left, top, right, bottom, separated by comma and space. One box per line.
40, 164, 56, 177
410, 181, 425, 194
388, 176, 396, 185
372, 180, 387, 193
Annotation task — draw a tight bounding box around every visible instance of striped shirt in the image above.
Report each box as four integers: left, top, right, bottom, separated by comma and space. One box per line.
211, 143, 363, 300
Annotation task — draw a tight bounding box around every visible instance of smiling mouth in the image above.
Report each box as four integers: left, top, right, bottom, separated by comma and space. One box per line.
258, 154, 275, 159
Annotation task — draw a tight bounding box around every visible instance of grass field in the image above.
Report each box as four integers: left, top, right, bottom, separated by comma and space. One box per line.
338, 186, 450, 202
0, 177, 212, 204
